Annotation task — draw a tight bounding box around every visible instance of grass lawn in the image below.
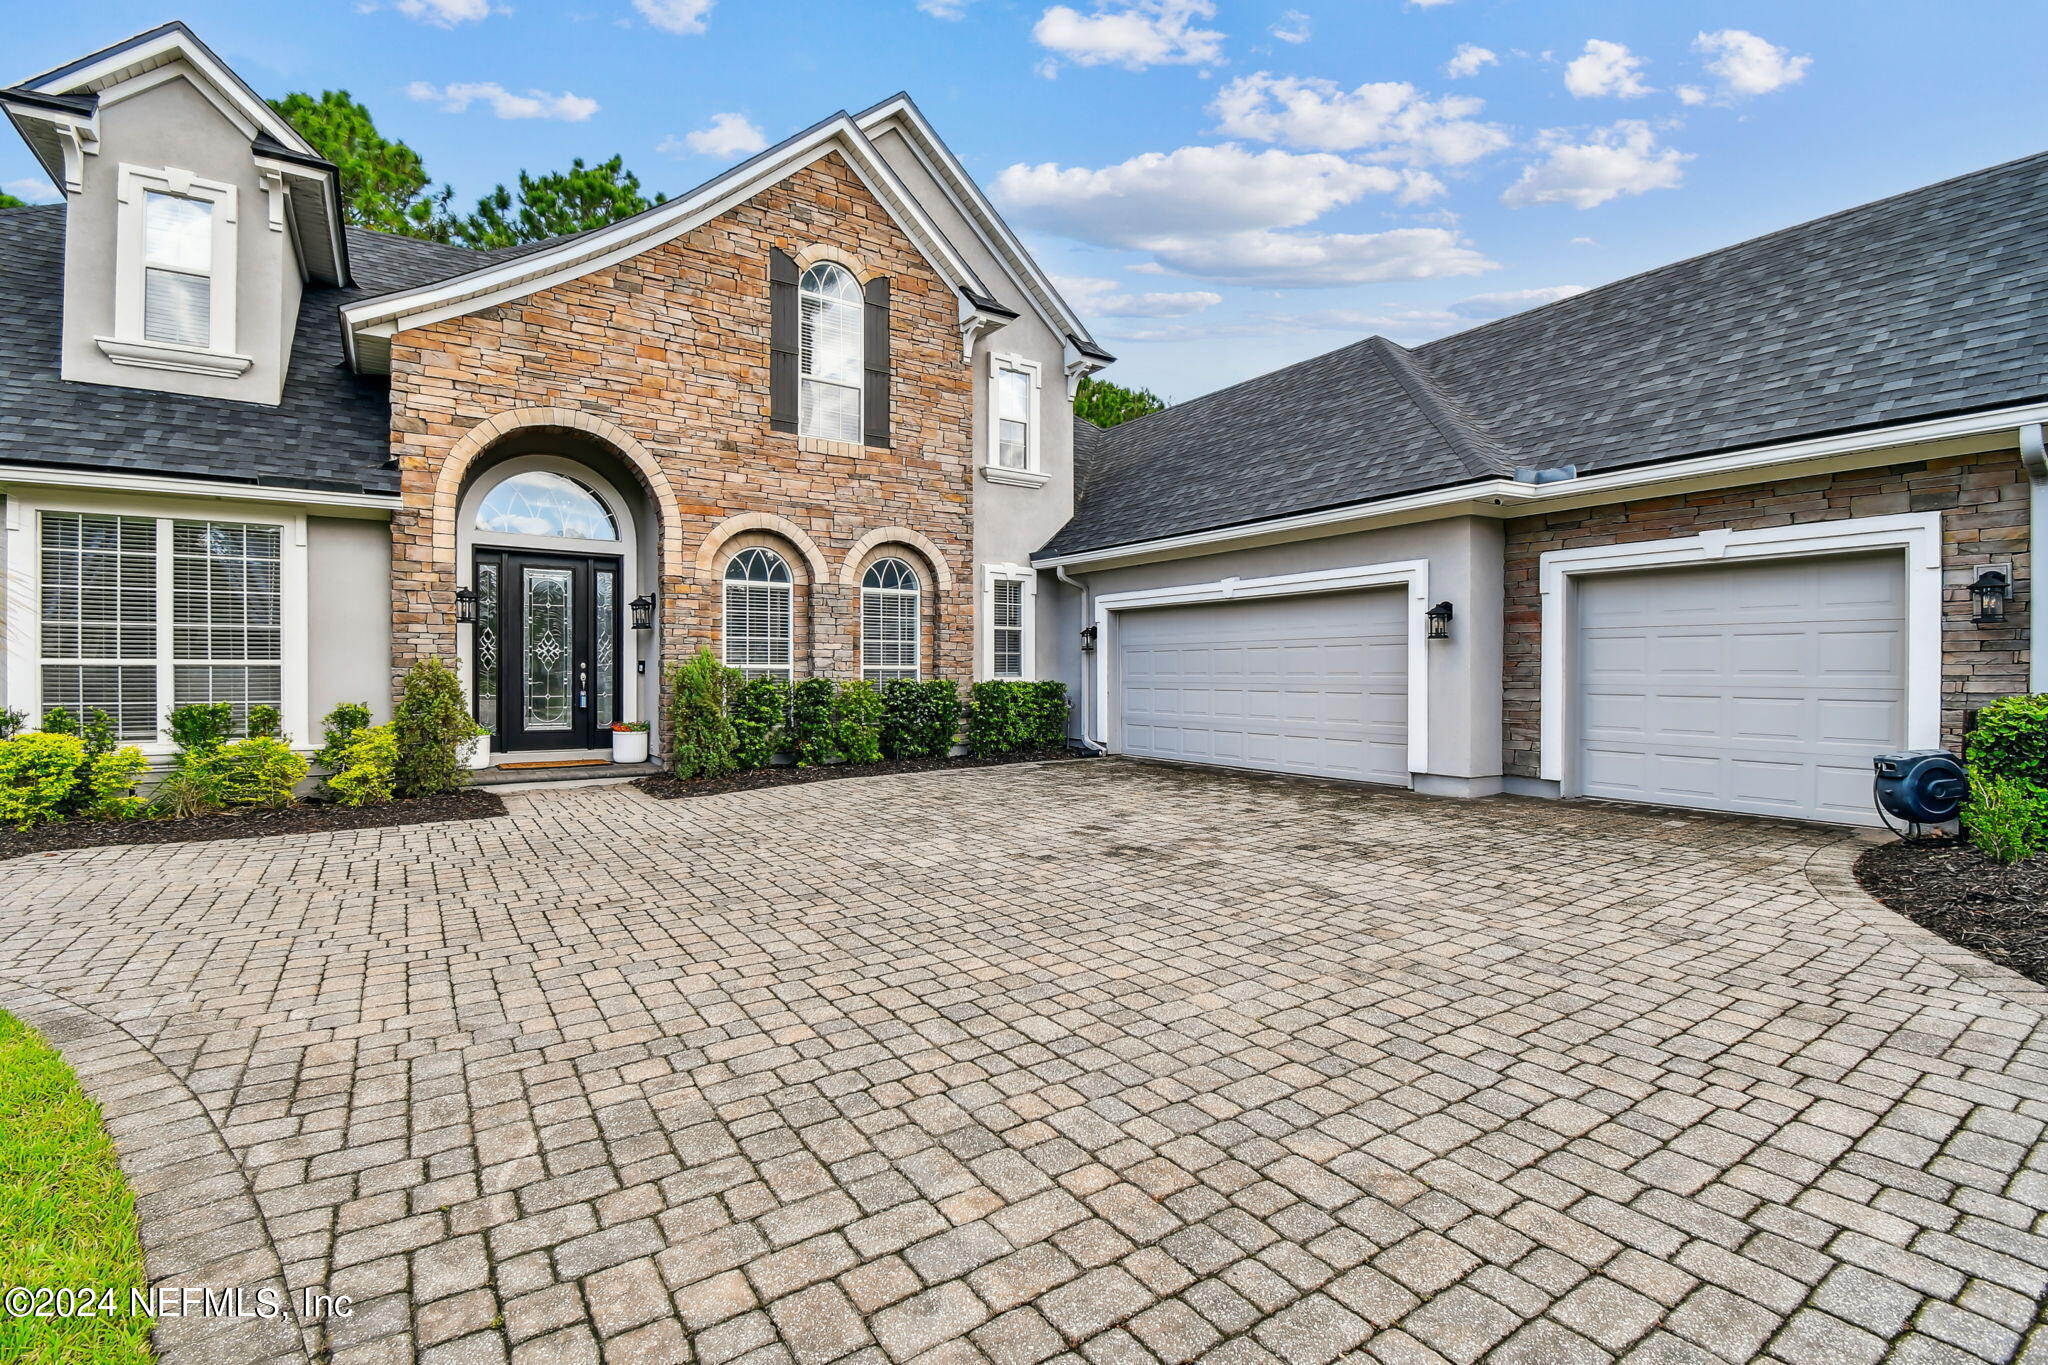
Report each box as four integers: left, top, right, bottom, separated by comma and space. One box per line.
0, 1010, 152, 1364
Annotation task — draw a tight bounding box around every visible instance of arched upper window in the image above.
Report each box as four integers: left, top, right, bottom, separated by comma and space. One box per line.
724, 548, 793, 678
860, 556, 921, 683
474, 470, 618, 541
798, 262, 863, 444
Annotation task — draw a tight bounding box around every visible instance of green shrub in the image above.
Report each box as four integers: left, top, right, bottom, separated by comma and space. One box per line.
316, 703, 374, 772
833, 680, 885, 765
1962, 767, 2048, 864
191, 737, 308, 809
393, 657, 476, 798
879, 679, 962, 759
326, 725, 399, 807
788, 678, 838, 766
147, 768, 216, 820
669, 649, 740, 780
165, 702, 232, 758
80, 747, 148, 822
0, 733, 86, 830
731, 675, 789, 769
39, 707, 77, 737
246, 704, 285, 741
964, 682, 1030, 759
1019, 681, 1070, 750
0, 708, 22, 740
1969, 694, 2048, 786
79, 709, 117, 758
51, 709, 125, 820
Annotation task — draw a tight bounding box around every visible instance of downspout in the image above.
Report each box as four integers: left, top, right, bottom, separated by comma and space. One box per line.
1054, 564, 1107, 752
2023, 423, 2048, 693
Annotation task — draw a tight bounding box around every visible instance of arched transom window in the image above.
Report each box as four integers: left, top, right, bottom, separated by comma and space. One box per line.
474, 470, 619, 541
799, 262, 863, 444
724, 547, 793, 678
861, 557, 921, 682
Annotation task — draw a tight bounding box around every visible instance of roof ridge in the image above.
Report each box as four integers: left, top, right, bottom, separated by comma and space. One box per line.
1363, 336, 1511, 480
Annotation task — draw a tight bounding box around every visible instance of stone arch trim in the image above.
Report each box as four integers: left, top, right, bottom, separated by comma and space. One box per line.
697, 511, 830, 584
433, 406, 686, 582
789, 241, 880, 285
839, 527, 956, 592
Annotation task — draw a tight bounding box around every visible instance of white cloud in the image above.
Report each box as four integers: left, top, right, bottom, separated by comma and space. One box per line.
1270, 9, 1310, 43
919, 0, 976, 16
660, 112, 766, 158
1676, 85, 1707, 106
1569, 235, 1598, 246
633, 0, 713, 35
1564, 39, 1652, 99
1447, 285, 1586, 319
1444, 44, 1497, 78
1136, 227, 1496, 288
393, 0, 490, 24
1210, 72, 1510, 165
1694, 29, 1811, 98
3, 177, 59, 203
1055, 275, 1221, 318
1409, 0, 1455, 7
1032, 0, 1224, 71
1502, 121, 1688, 209
406, 82, 600, 121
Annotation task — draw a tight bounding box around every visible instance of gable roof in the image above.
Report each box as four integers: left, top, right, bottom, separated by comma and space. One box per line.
1042, 149, 2048, 559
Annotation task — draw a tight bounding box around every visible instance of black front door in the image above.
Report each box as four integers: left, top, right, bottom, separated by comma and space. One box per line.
473, 551, 623, 752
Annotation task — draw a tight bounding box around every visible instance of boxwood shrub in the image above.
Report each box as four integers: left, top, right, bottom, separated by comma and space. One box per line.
881, 679, 960, 759
730, 675, 790, 769
833, 680, 885, 765
788, 678, 838, 767
1969, 694, 2048, 785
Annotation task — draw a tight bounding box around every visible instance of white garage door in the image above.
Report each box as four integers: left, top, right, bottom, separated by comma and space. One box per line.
1573, 552, 1906, 824
1116, 589, 1408, 785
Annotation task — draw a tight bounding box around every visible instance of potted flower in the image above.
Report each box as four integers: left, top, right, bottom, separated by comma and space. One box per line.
610, 720, 650, 764
464, 721, 491, 771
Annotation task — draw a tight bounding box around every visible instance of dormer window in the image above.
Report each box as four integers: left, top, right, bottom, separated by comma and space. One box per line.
143, 191, 213, 347
798, 262, 863, 444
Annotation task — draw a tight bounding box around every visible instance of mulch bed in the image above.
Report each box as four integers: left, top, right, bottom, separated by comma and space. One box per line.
634, 747, 1091, 800
1856, 839, 2048, 987
0, 790, 506, 863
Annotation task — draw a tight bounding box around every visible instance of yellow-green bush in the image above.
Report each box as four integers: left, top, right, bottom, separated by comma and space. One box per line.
0, 733, 86, 831
327, 725, 399, 807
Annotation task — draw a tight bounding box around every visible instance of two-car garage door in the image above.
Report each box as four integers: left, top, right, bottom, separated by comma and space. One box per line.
1573, 552, 1906, 825
1116, 589, 1409, 786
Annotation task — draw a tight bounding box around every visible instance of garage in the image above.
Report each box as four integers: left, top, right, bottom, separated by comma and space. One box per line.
1115, 588, 1409, 785
1573, 552, 1906, 824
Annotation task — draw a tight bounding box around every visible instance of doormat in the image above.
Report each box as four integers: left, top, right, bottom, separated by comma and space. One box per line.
494, 759, 610, 770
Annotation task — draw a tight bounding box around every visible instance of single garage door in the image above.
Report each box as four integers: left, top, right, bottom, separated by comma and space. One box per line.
1116, 589, 1408, 785
1574, 552, 1906, 824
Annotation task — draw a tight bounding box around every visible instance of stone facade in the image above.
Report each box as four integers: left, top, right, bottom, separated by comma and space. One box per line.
385, 152, 975, 701
1502, 448, 2033, 779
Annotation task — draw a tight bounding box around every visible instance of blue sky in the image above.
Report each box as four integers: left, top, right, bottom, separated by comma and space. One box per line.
8, 1, 2045, 400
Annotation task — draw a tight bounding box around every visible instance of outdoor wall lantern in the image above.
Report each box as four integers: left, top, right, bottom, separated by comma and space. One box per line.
1425, 601, 1454, 641
1970, 567, 2011, 625
1079, 624, 1098, 653
454, 586, 478, 625
630, 593, 657, 631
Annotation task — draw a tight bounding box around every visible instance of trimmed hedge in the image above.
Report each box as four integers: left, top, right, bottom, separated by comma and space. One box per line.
788, 678, 838, 767
731, 675, 790, 769
966, 680, 1069, 759
881, 679, 960, 759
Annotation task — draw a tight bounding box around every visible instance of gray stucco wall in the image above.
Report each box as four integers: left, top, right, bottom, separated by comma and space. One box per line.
308, 516, 394, 726
1053, 516, 1506, 790
60, 66, 299, 405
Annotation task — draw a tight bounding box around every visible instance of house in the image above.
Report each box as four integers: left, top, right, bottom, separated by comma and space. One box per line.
1, 22, 2040, 828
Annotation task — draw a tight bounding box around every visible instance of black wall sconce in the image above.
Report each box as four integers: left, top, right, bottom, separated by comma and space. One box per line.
1079, 624, 1098, 653
454, 586, 478, 624
1970, 567, 2011, 625
630, 593, 657, 631
1425, 601, 1454, 640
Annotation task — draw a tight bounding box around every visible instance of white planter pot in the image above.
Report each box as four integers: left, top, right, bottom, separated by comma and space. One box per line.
611, 729, 649, 764
465, 733, 491, 770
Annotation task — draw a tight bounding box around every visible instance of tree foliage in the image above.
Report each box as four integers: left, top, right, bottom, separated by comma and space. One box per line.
270, 90, 456, 240
1074, 375, 1166, 428
0, 192, 28, 210
455, 156, 667, 249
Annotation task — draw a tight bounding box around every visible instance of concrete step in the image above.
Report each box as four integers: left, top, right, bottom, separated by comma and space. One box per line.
473, 760, 663, 788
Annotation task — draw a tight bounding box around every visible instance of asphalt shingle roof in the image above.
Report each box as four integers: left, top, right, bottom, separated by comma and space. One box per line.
1043, 149, 2048, 558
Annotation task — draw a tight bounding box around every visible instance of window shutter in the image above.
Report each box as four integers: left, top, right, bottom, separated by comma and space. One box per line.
863, 276, 891, 449
769, 248, 799, 434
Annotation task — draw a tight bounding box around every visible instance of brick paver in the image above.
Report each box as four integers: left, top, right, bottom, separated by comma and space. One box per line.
3, 760, 2046, 1364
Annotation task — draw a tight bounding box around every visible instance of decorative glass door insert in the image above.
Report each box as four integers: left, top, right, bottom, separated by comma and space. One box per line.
522, 568, 574, 731
473, 551, 622, 752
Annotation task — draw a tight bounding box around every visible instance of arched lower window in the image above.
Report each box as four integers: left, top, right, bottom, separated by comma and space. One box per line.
474, 470, 618, 541
860, 557, 921, 683
724, 547, 793, 678
799, 262, 862, 444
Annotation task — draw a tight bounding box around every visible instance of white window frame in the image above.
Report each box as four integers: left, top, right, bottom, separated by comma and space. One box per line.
982, 353, 1047, 488
4, 489, 310, 756
1536, 511, 1945, 787
797, 262, 864, 445
860, 559, 922, 683
722, 549, 796, 680
982, 563, 1038, 681
98, 163, 249, 378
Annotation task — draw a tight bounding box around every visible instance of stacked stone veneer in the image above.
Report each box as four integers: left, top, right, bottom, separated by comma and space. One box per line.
1502, 449, 2033, 779
386, 152, 975, 699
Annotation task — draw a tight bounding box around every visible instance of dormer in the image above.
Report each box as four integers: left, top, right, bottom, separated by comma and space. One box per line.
2, 22, 348, 405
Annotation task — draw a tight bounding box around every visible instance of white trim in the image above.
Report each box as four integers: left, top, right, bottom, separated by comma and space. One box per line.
859, 558, 923, 683
987, 350, 1043, 478
1536, 511, 1945, 786
1036, 401, 2048, 570
94, 336, 253, 378
1091, 560, 1432, 776
979, 466, 1051, 489
0, 464, 397, 511
981, 562, 1037, 681
5, 487, 311, 756
107, 163, 243, 368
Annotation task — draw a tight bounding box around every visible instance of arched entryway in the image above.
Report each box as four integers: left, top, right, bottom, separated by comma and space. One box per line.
458, 438, 657, 759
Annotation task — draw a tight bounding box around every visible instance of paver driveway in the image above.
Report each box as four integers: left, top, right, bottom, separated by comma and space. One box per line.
3, 760, 2046, 1365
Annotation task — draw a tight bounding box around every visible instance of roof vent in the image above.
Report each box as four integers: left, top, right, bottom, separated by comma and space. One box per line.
1514, 463, 1578, 484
